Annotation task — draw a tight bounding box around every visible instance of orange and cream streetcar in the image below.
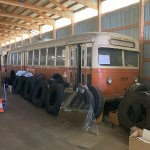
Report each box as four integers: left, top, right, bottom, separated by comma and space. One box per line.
3, 32, 140, 101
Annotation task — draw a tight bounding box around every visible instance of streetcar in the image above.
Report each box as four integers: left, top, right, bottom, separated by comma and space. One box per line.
1, 32, 140, 101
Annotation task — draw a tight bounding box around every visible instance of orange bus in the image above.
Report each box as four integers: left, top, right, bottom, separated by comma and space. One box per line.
3, 32, 140, 101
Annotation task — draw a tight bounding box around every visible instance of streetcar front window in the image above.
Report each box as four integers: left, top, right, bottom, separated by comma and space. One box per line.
98, 48, 122, 66
124, 51, 138, 67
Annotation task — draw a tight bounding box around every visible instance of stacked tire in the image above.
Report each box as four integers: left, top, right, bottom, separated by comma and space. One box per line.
23, 77, 37, 101
12, 75, 104, 118
44, 82, 64, 115
118, 92, 150, 130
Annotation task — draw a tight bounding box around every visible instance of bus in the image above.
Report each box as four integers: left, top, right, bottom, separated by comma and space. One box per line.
2, 32, 140, 101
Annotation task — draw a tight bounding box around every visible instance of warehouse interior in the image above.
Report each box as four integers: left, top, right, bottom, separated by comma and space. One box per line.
0, 0, 150, 150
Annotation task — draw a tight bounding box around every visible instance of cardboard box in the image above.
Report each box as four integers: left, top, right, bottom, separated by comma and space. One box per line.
129, 137, 150, 150
109, 111, 119, 126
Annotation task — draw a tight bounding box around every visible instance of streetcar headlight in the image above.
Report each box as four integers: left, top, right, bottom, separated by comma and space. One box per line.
134, 77, 139, 83
107, 77, 112, 84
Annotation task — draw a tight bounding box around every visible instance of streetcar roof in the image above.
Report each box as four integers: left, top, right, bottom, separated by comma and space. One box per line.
8, 32, 139, 53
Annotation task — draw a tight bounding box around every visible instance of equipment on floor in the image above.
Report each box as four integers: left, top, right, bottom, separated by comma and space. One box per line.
0, 98, 4, 112
0, 84, 8, 112
59, 85, 100, 133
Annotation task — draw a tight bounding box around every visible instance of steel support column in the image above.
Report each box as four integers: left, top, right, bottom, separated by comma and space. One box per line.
139, 0, 145, 80
97, 0, 102, 32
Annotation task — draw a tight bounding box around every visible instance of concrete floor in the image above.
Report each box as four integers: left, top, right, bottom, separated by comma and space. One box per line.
0, 91, 129, 150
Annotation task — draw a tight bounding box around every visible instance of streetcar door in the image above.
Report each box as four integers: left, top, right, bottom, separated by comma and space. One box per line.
77, 44, 82, 85
69, 43, 92, 88
69, 45, 78, 88
80, 43, 92, 86
21, 52, 26, 70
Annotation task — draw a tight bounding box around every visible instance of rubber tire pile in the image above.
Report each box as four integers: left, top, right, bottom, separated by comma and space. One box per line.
118, 92, 150, 130
12, 76, 64, 115
11, 75, 104, 118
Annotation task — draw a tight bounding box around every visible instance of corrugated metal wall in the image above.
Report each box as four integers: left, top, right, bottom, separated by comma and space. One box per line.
102, 4, 139, 39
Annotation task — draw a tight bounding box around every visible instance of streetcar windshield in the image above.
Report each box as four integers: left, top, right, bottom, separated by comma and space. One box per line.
98, 48, 122, 66
124, 50, 138, 67
98, 48, 139, 67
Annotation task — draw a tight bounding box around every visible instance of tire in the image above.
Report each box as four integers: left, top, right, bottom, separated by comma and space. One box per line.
23, 77, 38, 100
9, 70, 16, 85
19, 77, 27, 96
44, 82, 64, 115
12, 76, 21, 94
125, 83, 149, 97
36, 74, 45, 81
51, 73, 64, 84
32, 80, 48, 107
118, 94, 150, 130
88, 86, 104, 119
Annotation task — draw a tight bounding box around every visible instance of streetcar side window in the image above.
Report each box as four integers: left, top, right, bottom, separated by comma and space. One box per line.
28, 51, 33, 65
56, 46, 65, 66
87, 47, 92, 67
8, 54, 11, 65
11, 53, 13, 64
47, 47, 55, 66
14, 53, 17, 65
34, 50, 39, 65
18, 52, 21, 65
70, 46, 76, 66
40, 48, 46, 66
